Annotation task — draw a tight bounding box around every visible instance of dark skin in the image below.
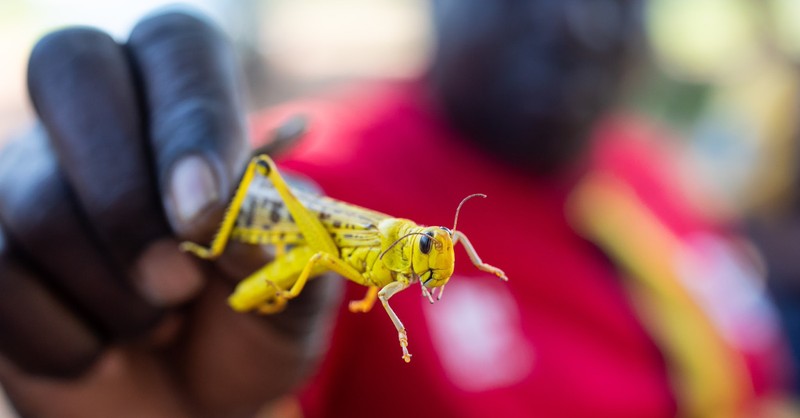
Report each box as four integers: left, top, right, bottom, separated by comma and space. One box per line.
0, 12, 340, 418
0, 1, 640, 416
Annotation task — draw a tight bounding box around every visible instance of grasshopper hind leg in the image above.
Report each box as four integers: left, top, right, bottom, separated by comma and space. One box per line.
180, 156, 266, 260
228, 246, 317, 312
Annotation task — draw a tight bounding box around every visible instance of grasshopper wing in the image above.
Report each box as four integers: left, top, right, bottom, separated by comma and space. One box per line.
233, 177, 388, 248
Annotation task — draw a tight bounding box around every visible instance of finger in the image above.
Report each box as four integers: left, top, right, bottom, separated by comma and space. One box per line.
27, 27, 205, 307
0, 350, 191, 418
0, 224, 101, 378
27, 27, 170, 268
127, 11, 249, 241
0, 130, 161, 339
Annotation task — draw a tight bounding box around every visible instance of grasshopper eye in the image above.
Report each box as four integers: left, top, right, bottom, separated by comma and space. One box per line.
419, 233, 433, 254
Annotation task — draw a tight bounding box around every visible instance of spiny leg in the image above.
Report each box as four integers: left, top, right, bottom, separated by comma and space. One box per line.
257, 297, 288, 314
228, 155, 347, 313
349, 286, 378, 313
453, 231, 508, 281
378, 281, 412, 363
229, 246, 316, 313
180, 156, 264, 260
278, 251, 370, 301
228, 260, 287, 313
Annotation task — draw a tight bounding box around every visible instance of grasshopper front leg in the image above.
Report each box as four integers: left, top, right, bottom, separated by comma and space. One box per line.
276, 256, 414, 363
453, 231, 508, 281
378, 281, 412, 362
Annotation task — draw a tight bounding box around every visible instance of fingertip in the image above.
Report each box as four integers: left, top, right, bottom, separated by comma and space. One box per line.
27, 27, 117, 108
165, 155, 221, 232
28, 26, 110, 68
126, 8, 250, 240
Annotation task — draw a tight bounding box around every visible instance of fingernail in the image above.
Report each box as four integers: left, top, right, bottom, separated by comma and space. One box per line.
168, 155, 219, 226
134, 239, 204, 306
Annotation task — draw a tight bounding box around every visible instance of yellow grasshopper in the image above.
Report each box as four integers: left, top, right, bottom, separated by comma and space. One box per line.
181, 154, 508, 362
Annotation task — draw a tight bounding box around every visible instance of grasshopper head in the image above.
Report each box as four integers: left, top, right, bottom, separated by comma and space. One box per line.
415, 193, 486, 289
378, 194, 487, 296
413, 227, 455, 289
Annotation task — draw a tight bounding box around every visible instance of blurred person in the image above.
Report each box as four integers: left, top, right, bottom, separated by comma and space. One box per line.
268, 2, 793, 417
0, 2, 793, 418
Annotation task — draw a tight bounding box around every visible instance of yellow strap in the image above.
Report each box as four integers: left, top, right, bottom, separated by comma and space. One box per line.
568, 172, 752, 418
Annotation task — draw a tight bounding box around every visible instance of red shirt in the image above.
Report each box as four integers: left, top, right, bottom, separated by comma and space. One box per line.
252, 82, 787, 417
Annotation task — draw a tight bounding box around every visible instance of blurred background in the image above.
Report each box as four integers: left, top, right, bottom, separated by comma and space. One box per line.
2, 0, 800, 415
0, 0, 431, 139
2, 0, 800, 217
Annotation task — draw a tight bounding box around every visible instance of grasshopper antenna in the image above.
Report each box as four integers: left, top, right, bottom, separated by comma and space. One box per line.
452, 194, 486, 234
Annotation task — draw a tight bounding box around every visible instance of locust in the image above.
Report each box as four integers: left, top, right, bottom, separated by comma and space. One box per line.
180, 153, 508, 362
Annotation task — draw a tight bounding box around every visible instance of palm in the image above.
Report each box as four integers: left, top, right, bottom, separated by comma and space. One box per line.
1, 264, 339, 418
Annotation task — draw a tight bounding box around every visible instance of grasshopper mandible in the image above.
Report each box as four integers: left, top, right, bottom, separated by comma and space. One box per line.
181, 154, 508, 362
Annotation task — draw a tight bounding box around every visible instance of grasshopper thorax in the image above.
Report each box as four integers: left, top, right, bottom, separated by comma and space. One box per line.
377, 194, 487, 290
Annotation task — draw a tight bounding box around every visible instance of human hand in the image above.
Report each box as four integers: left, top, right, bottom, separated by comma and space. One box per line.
0, 11, 340, 418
